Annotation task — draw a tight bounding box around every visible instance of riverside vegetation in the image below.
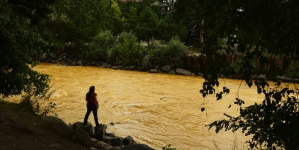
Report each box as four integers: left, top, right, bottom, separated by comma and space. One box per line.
2, 0, 299, 149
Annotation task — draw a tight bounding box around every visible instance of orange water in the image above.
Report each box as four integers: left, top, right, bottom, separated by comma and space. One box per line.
6, 63, 277, 149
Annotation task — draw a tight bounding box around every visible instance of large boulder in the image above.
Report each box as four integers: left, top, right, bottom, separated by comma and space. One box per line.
73, 122, 93, 136
149, 69, 159, 73
41, 116, 86, 144
122, 136, 136, 146
39, 53, 48, 61
90, 138, 113, 150
94, 124, 107, 141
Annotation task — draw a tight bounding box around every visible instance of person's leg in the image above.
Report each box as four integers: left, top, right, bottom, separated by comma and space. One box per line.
91, 106, 100, 126
83, 106, 92, 125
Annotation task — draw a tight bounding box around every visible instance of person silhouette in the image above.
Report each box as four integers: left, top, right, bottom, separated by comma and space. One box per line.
83, 86, 100, 126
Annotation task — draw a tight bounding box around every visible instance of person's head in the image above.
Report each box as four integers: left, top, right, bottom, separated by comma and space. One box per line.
88, 86, 95, 94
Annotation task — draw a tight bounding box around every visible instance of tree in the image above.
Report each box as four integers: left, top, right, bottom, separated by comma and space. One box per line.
156, 11, 187, 42
117, 31, 145, 66
109, 0, 123, 35
136, 6, 159, 45
88, 31, 116, 62
43, 0, 112, 57
0, 0, 52, 97
174, 0, 299, 149
125, 6, 138, 33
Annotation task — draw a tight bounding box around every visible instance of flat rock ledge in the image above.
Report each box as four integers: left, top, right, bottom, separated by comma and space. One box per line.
42, 116, 154, 150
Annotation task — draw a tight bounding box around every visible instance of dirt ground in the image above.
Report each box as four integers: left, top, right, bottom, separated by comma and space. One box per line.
0, 100, 91, 150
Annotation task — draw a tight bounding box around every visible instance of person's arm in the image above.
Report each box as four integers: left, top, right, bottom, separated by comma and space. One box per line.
94, 93, 99, 108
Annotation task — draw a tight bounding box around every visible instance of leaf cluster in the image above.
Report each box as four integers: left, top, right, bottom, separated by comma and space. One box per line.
0, 1, 52, 97
208, 84, 299, 149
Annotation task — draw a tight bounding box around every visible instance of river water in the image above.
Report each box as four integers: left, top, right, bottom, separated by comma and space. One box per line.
6, 63, 268, 149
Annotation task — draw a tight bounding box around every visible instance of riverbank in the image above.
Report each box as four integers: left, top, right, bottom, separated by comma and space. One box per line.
39, 52, 299, 82
0, 99, 155, 150
0, 99, 89, 150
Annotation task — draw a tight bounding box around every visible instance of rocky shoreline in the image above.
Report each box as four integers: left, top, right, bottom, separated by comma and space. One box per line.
39, 52, 200, 76
52, 114, 161, 150
0, 99, 155, 150
39, 52, 299, 82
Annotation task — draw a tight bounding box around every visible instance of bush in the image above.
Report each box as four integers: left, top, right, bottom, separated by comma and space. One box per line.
116, 31, 145, 66
286, 60, 299, 78
88, 31, 116, 61
153, 36, 187, 67
208, 80, 299, 149
19, 82, 56, 116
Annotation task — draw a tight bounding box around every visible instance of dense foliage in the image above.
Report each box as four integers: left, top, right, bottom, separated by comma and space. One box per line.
3, 0, 299, 148
43, 0, 112, 57
0, 0, 51, 97
135, 6, 159, 45
0, 0, 194, 98
116, 31, 145, 66
174, 0, 299, 149
88, 31, 116, 62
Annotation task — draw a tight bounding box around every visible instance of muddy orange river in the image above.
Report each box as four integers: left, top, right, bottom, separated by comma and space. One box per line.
7, 63, 289, 149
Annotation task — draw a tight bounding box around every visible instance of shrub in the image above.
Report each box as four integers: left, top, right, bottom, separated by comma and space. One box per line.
208, 81, 299, 149
116, 31, 145, 66
153, 36, 187, 67
18, 82, 56, 116
88, 31, 116, 61
286, 60, 299, 78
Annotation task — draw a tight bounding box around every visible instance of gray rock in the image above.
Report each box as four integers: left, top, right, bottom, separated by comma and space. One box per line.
111, 137, 123, 146
95, 61, 102, 67
41, 116, 76, 138
73, 122, 93, 137
39, 53, 48, 61
94, 124, 107, 141
168, 70, 176, 74
91, 137, 113, 150
122, 136, 135, 146
161, 65, 172, 72
127, 66, 135, 70
120, 144, 154, 150
69, 61, 78, 66
77, 60, 83, 66
112, 66, 119, 70
149, 69, 159, 73
175, 68, 192, 75
57, 57, 64, 62
102, 63, 112, 68
110, 146, 122, 150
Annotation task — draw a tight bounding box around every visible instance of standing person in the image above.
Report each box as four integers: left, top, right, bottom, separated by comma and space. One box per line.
83, 86, 100, 126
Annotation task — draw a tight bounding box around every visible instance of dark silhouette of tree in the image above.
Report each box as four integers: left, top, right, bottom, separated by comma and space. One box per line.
0, 0, 52, 97
174, 0, 299, 149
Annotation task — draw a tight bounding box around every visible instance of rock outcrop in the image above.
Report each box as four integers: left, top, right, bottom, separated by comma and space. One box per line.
71, 121, 154, 150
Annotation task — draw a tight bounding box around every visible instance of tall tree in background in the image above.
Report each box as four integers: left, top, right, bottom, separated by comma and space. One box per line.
136, 6, 159, 45
42, 0, 111, 57
122, 6, 139, 33
157, 11, 187, 43
0, 0, 53, 97
174, 0, 299, 149
109, 0, 123, 35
